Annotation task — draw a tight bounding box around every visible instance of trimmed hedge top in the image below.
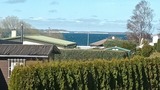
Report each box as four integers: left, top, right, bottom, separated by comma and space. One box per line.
54, 49, 129, 60
9, 57, 160, 90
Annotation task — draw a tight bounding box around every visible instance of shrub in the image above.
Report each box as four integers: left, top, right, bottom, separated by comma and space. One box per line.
122, 41, 136, 51
155, 39, 160, 52
104, 39, 123, 47
9, 57, 160, 90
141, 44, 153, 57
104, 39, 136, 50
54, 49, 128, 60
149, 52, 160, 58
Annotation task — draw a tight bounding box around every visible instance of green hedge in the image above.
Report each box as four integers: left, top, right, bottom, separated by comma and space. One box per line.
103, 39, 136, 51
9, 57, 160, 90
155, 39, 160, 52
54, 49, 128, 60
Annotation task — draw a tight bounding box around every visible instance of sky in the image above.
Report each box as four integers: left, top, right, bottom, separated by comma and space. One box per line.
0, 0, 160, 33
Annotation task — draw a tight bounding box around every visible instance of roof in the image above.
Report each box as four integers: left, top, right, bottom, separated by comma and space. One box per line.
90, 38, 107, 46
105, 46, 131, 52
0, 40, 22, 44
3, 35, 77, 47
0, 44, 60, 58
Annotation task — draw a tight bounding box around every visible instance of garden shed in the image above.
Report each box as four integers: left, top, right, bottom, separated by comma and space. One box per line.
0, 44, 60, 90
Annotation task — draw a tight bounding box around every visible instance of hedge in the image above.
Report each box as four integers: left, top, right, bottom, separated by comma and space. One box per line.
155, 39, 160, 52
54, 49, 128, 60
9, 57, 160, 90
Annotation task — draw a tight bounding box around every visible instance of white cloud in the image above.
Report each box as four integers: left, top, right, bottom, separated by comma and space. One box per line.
24, 17, 128, 32
75, 20, 82, 23
29, 17, 47, 21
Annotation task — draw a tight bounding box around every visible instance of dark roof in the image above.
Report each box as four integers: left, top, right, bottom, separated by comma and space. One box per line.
90, 38, 107, 46
0, 44, 60, 58
0, 39, 22, 44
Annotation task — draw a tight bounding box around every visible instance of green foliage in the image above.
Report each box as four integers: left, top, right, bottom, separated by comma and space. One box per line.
122, 41, 137, 51
149, 52, 160, 59
104, 39, 123, 47
9, 57, 160, 90
104, 39, 136, 51
141, 44, 153, 57
55, 49, 128, 60
155, 39, 160, 52
135, 48, 142, 56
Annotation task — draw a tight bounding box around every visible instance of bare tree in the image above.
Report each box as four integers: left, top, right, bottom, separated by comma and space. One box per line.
127, 0, 153, 45
1, 16, 21, 30
0, 16, 39, 37
0, 16, 34, 30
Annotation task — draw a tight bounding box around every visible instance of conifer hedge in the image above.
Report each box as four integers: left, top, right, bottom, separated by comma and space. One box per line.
9, 57, 160, 90
55, 49, 128, 60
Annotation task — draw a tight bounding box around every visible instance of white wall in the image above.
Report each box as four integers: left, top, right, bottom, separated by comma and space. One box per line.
23, 41, 42, 45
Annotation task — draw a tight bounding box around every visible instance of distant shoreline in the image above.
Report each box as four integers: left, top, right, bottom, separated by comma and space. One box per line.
41, 29, 126, 35
63, 33, 127, 46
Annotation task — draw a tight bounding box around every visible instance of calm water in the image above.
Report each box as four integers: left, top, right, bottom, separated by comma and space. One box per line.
63, 33, 127, 46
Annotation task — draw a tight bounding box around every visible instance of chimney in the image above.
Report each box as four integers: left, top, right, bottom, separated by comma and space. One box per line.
11, 30, 16, 37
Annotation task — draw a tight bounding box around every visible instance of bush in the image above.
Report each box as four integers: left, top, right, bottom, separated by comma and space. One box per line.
141, 44, 153, 57
104, 39, 136, 50
122, 41, 136, 51
54, 49, 128, 60
155, 39, 160, 52
9, 57, 160, 90
149, 52, 160, 58
104, 39, 123, 47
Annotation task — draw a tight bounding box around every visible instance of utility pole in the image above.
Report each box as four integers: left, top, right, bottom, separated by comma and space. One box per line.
48, 27, 51, 36
21, 23, 24, 43
87, 32, 90, 46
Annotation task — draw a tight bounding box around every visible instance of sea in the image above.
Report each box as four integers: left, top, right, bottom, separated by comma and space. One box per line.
63, 33, 127, 46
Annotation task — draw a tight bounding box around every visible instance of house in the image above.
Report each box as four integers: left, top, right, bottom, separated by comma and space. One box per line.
149, 34, 160, 46
0, 40, 22, 44
105, 46, 130, 52
105, 46, 131, 57
137, 34, 160, 48
3, 35, 77, 48
90, 36, 116, 48
90, 38, 107, 47
0, 44, 60, 90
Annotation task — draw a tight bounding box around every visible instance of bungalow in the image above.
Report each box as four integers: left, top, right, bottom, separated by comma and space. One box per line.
149, 34, 160, 46
137, 35, 160, 48
105, 46, 131, 52
0, 44, 60, 90
90, 38, 107, 47
105, 46, 131, 57
90, 36, 115, 48
2, 35, 77, 48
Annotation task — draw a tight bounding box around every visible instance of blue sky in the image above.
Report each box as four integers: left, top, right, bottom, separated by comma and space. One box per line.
0, 0, 159, 33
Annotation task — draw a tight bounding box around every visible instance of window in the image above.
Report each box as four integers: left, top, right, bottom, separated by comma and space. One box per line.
8, 59, 26, 78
